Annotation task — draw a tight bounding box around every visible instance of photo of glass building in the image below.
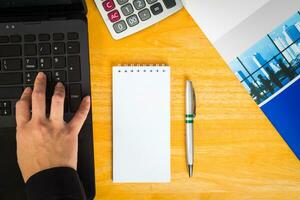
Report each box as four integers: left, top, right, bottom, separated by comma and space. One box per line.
229, 11, 300, 105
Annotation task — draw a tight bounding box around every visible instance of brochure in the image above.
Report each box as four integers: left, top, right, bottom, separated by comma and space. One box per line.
184, 0, 300, 159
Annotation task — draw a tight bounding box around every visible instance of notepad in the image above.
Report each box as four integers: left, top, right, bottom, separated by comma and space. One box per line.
112, 66, 170, 183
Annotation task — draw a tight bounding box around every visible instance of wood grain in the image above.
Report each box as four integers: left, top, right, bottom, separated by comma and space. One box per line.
85, 0, 300, 199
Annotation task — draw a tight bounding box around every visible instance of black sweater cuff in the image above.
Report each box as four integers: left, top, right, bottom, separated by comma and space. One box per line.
26, 167, 86, 200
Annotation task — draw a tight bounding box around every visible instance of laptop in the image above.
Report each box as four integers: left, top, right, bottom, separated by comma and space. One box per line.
0, 0, 95, 199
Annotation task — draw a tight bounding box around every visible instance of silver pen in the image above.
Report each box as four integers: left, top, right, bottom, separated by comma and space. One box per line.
185, 80, 196, 177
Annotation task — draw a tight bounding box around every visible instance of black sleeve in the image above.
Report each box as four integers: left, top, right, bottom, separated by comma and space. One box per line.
26, 167, 87, 200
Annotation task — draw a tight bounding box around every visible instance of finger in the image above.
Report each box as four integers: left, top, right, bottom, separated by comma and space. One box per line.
50, 82, 65, 121
16, 87, 32, 126
32, 72, 47, 120
68, 96, 91, 135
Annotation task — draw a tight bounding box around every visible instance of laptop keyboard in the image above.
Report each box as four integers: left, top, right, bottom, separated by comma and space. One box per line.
0, 32, 83, 117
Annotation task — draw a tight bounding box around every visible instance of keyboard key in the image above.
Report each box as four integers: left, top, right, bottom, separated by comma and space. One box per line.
0, 73, 22, 85
0, 109, 11, 116
24, 34, 36, 42
53, 56, 66, 68
67, 42, 80, 54
126, 14, 139, 27
24, 72, 37, 84
53, 33, 65, 41
42, 71, 53, 97
24, 44, 37, 56
0, 101, 11, 116
113, 20, 127, 33
42, 71, 52, 83
146, 0, 157, 4
53, 43, 66, 55
0, 101, 10, 109
10, 35, 22, 43
43, 72, 54, 98
24, 58, 38, 70
38, 43, 51, 55
69, 84, 82, 113
0, 45, 22, 57
121, 4, 134, 16
2, 59, 22, 71
53, 71, 66, 82
138, 8, 151, 21
162, 0, 176, 9
67, 32, 79, 40
150, 3, 163, 15
41, 71, 52, 83
0, 87, 23, 99
68, 56, 81, 82
117, 0, 128, 5
133, 0, 146, 10
39, 57, 52, 69
0, 36, 9, 43
39, 34, 50, 41
108, 10, 121, 23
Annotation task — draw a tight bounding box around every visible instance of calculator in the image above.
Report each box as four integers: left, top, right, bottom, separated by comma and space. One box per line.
94, 0, 183, 40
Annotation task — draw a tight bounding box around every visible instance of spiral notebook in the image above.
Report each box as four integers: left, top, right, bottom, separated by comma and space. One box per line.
112, 66, 170, 183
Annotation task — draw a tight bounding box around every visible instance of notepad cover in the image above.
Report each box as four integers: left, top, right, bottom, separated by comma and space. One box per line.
113, 66, 170, 183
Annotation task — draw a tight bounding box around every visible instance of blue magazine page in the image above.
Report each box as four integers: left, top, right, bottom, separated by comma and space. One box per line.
184, 0, 300, 159
229, 12, 300, 159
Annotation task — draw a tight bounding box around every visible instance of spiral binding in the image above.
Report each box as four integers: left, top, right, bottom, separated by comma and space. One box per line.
115, 64, 168, 73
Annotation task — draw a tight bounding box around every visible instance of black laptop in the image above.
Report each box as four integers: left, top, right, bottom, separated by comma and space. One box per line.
0, 0, 95, 199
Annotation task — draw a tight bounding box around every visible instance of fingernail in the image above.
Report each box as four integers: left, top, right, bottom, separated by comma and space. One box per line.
85, 96, 91, 103
24, 87, 32, 93
56, 82, 64, 88
37, 72, 45, 79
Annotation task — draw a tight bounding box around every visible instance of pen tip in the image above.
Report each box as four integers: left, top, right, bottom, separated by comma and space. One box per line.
188, 165, 193, 178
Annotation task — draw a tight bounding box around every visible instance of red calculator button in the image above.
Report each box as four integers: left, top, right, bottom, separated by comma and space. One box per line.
108, 10, 121, 22
102, 0, 115, 11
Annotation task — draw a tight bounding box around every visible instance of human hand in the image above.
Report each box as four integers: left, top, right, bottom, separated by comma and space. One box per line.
16, 72, 91, 182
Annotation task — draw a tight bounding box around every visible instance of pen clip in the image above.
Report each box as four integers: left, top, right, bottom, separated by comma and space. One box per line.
192, 86, 196, 118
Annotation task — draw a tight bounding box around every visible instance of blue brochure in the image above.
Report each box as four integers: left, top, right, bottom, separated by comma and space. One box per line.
228, 12, 300, 159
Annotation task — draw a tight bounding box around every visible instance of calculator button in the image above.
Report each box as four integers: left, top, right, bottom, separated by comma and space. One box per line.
116, 0, 129, 5
150, 3, 163, 15
113, 20, 127, 33
138, 8, 151, 21
126, 14, 139, 27
146, 0, 157, 4
121, 3, 134, 16
133, 0, 146, 10
102, 0, 115, 11
108, 10, 121, 22
162, 0, 176, 9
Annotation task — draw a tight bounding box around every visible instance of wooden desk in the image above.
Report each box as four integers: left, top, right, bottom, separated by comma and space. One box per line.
86, 0, 300, 199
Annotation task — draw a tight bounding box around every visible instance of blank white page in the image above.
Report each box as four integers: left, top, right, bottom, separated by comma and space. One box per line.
113, 66, 170, 183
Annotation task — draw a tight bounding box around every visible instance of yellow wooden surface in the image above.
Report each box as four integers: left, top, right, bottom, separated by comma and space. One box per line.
86, 0, 300, 199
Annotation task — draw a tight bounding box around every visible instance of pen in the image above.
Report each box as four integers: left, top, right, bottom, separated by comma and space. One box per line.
185, 80, 196, 178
